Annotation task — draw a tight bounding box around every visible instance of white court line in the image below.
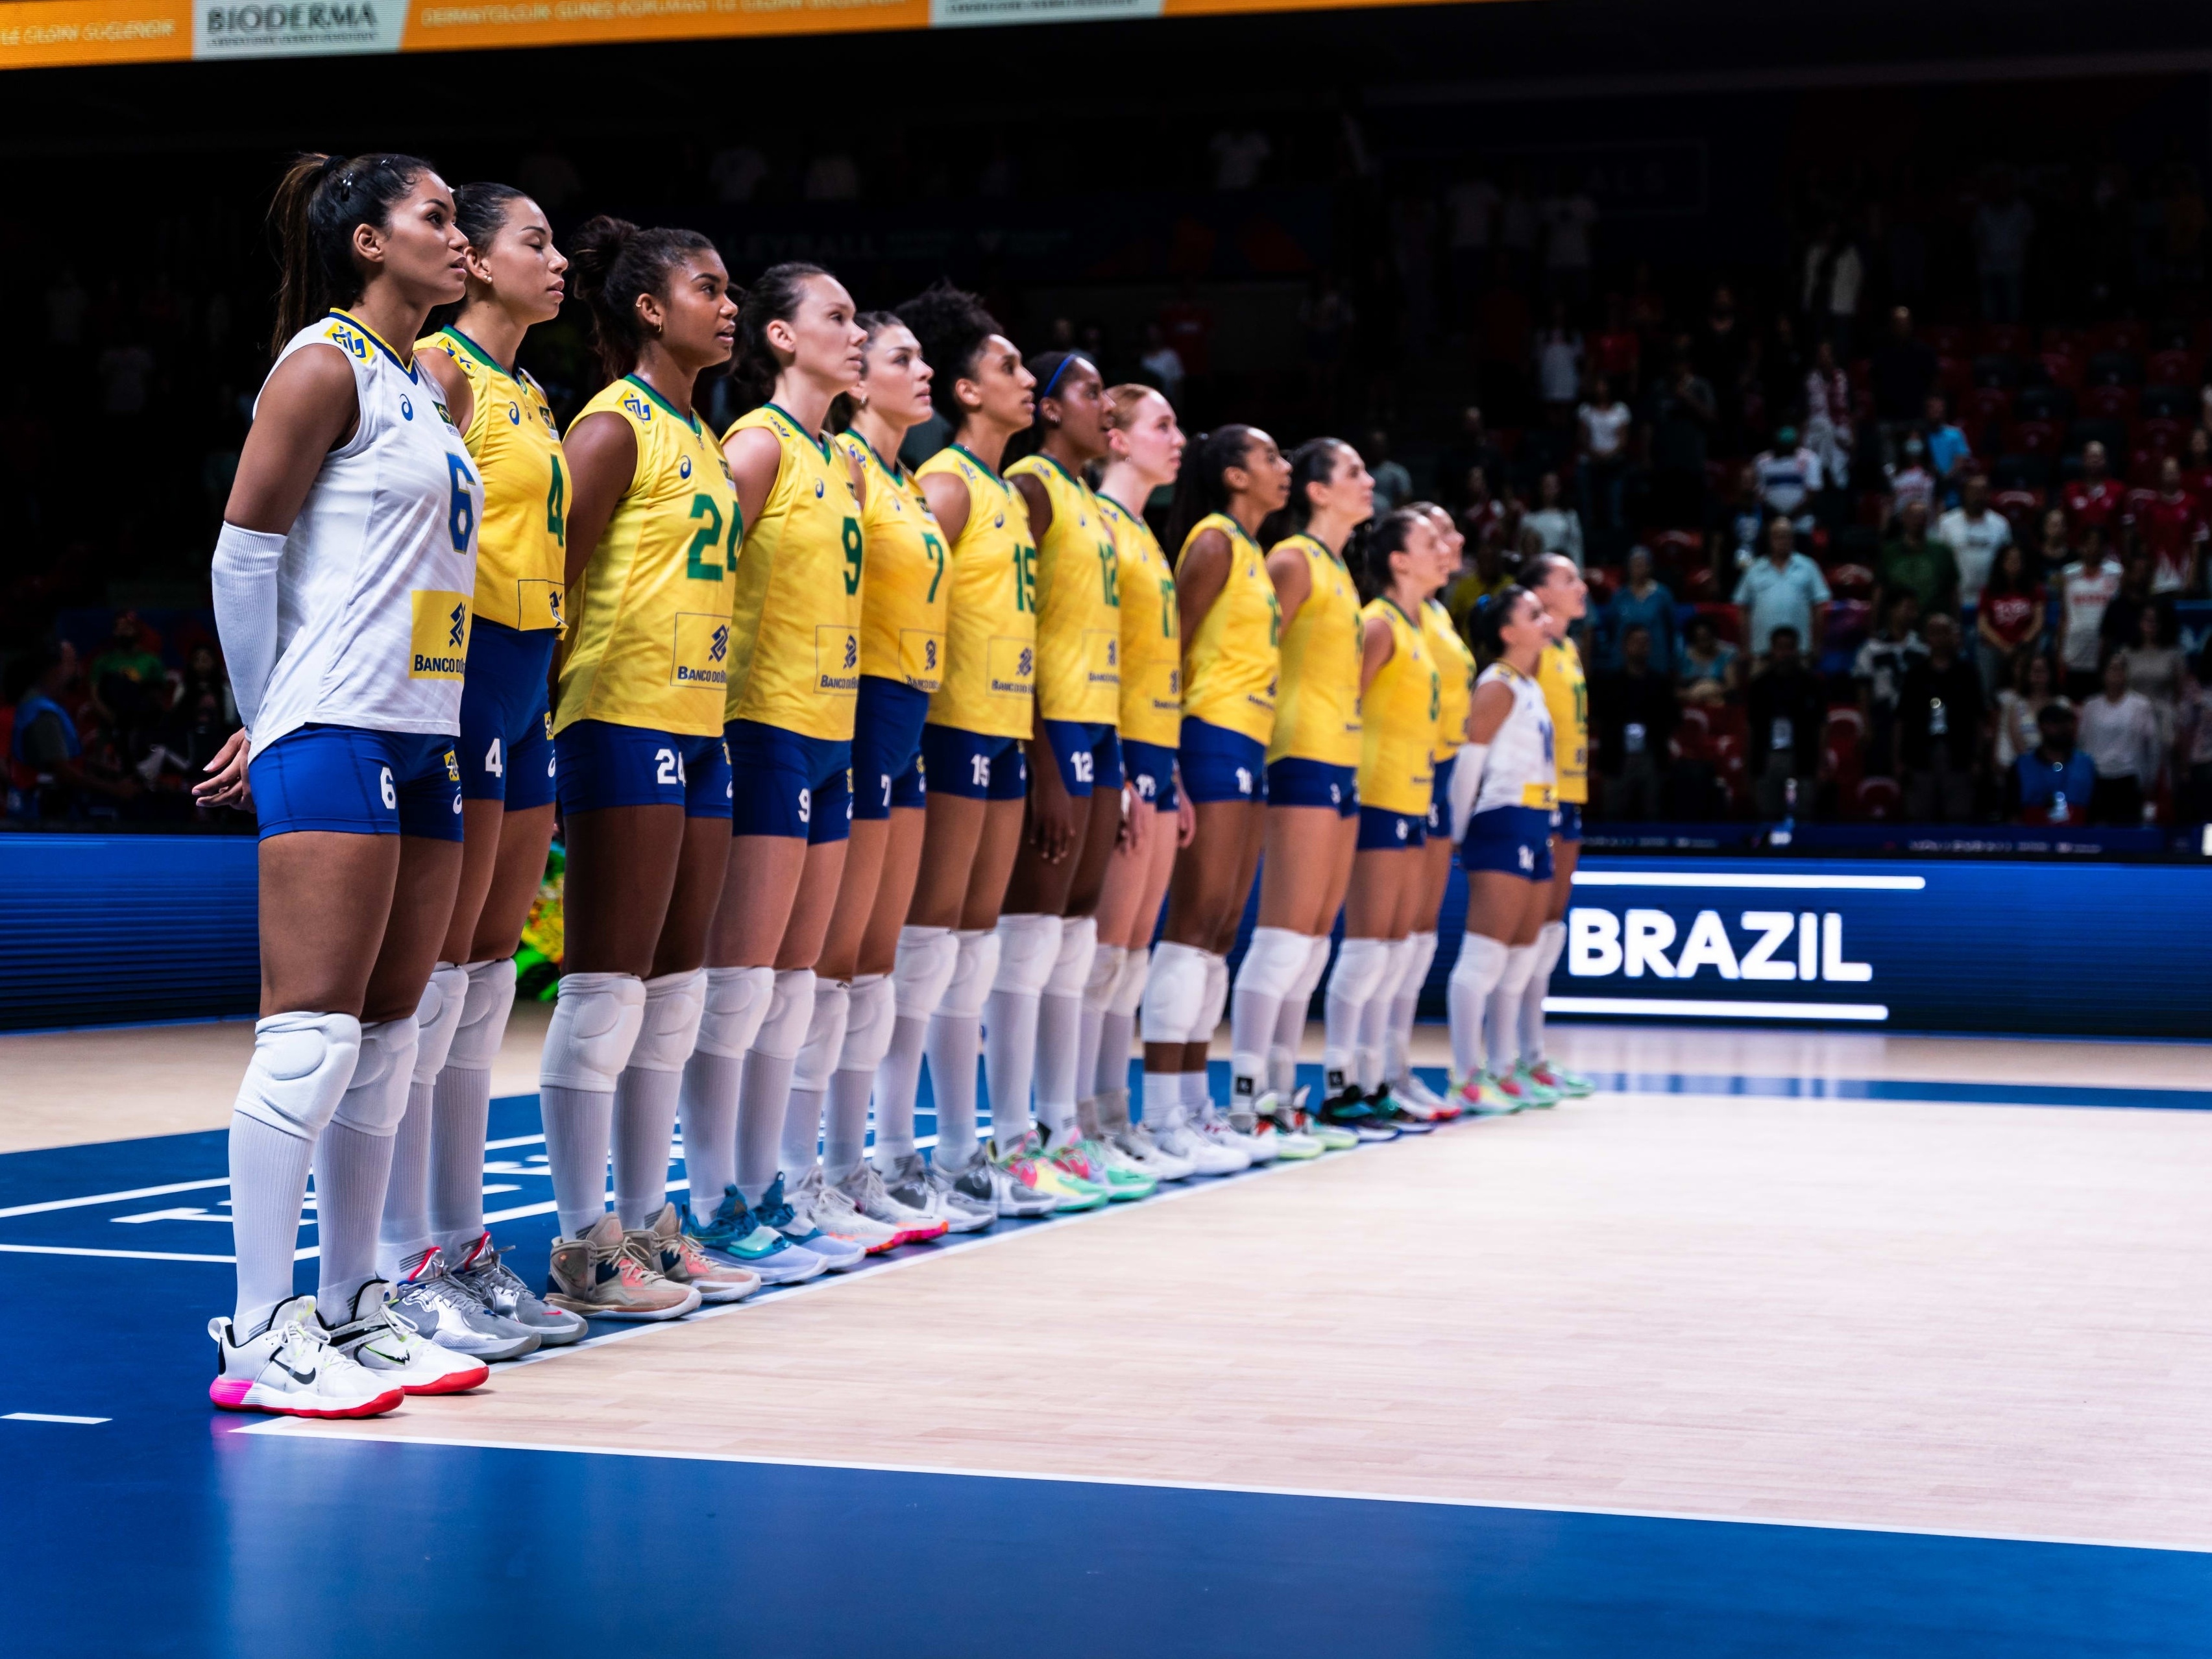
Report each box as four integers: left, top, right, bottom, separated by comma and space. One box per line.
1545, 997, 1890, 1021
1570, 871, 1926, 891
4, 1412, 110, 1424
0, 1242, 239, 1263
241, 1425, 2212, 1559
0, 1177, 232, 1220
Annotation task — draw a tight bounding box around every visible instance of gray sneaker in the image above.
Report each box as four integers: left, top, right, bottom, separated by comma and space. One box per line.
938, 1143, 1056, 1220
877, 1150, 991, 1234
450, 1230, 586, 1346
387, 1247, 540, 1360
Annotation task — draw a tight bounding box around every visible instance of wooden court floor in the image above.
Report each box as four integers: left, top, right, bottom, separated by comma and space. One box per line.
251, 1069, 2212, 1552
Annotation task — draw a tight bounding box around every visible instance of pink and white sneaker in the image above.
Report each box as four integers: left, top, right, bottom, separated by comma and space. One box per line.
208, 1294, 404, 1418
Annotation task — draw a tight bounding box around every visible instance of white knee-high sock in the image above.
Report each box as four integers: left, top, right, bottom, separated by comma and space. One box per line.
227, 1010, 362, 1332
378, 962, 468, 1278
1322, 936, 1390, 1095
927, 928, 999, 1169
677, 965, 773, 1218
1095, 945, 1145, 1104
1271, 934, 1331, 1096
1448, 934, 1509, 1081
430, 957, 514, 1261
541, 971, 647, 1238
1520, 919, 1567, 1066
1387, 930, 1439, 1084
781, 976, 851, 1176
316, 1017, 418, 1316
1076, 941, 1123, 1120
1036, 915, 1096, 1141
1488, 944, 1542, 1077
735, 969, 816, 1205
613, 968, 705, 1229
825, 973, 891, 1180
1356, 937, 1416, 1094
1231, 926, 1311, 1113
984, 914, 1059, 1150
875, 926, 959, 1165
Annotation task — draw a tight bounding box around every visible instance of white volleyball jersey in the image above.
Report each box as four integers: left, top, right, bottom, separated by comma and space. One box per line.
251, 310, 483, 750
1471, 660, 1557, 814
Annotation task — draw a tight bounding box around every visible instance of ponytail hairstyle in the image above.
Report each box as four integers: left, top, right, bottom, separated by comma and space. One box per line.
1475, 582, 1540, 663
565, 214, 717, 381
267, 151, 439, 356
895, 281, 1004, 432
1357, 507, 1428, 603
426, 180, 529, 335
827, 309, 906, 436
1258, 436, 1355, 547
727, 260, 831, 416
1165, 423, 1258, 554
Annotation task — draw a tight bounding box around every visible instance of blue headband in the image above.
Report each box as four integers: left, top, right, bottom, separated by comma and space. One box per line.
1039, 353, 1092, 403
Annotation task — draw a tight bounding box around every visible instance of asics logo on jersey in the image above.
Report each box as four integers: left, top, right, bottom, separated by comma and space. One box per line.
679, 455, 693, 479
814, 479, 826, 499
400, 396, 414, 422
507, 403, 522, 425
994, 513, 1004, 529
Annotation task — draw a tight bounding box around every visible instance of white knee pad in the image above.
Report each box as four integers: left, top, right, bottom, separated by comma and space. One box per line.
1112, 946, 1150, 1017
1294, 933, 1333, 998
1138, 941, 1209, 1045
695, 964, 775, 1060
539, 971, 646, 1093
752, 969, 819, 1062
446, 957, 518, 1072
892, 925, 961, 1020
1198, 951, 1230, 1036
1328, 936, 1392, 1006
1044, 915, 1098, 999
792, 978, 852, 1093
836, 973, 897, 1074
1235, 926, 1312, 1000
332, 1017, 420, 1136
1452, 932, 1510, 995
410, 962, 471, 1087
626, 967, 707, 1074
1083, 941, 1126, 1011
232, 1011, 363, 1141
992, 913, 1062, 997
936, 929, 1001, 1022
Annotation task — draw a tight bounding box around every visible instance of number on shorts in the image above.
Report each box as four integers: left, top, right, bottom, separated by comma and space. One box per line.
971, 755, 991, 788
1516, 843, 1534, 872
1135, 774, 1156, 801
655, 747, 681, 787
881, 774, 893, 808
379, 766, 396, 809
797, 787, 812, 825
483, 738, 504, 778
1234, 766, 1252, 796
1072, 749, 1094, 784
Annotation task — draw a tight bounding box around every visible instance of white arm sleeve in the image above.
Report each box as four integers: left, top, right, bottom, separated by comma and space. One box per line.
1449, 742, 1488, 843
209, 523, 288, 735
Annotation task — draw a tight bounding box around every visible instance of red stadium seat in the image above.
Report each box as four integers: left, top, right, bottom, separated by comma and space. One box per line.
1856, 775, 1901, 820
2126, 485, 2159, 521
1707, 703, 1748, 747
1924, 324, 1970, 358
1990, 487, 2044, 541
2084, 383, 2138, 424
2091, 320, 2147, 356
1683, 564, 1717, 601
2006, 418, 2061, 456
2038, 351, 2084, 392
1936, 356, 1971, 402
1978, 323, 2032, 357
2041, 326, 2087, 357
2148, 348, 2197, 387
1964, 385, 2012, 427
1826, 563, 1875, 599
1583, 565, 1616, 604
2139, 416, 2184, 455
1693, 602, 1740, 644
1825, 705, 1866, 748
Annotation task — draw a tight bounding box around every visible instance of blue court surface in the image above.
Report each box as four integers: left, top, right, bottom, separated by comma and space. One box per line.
6, 1062, 2211, 1658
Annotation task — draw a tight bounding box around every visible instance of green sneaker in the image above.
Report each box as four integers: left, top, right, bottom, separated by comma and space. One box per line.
1071, 1133, 1158, 1201
991, 1132, 1108, 1212
685, 1187, 829, 1285
1511, 1062, 1563, 1108
1528, 1059, 1596, 1098
1448, 1072, 1521, 1116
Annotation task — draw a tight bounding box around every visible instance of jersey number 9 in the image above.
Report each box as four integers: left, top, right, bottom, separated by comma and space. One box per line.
842, 517, 864, 596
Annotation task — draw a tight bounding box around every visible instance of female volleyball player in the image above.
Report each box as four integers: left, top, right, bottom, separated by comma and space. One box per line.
680, 263, 879, 1273
1085, 384, 1195, 1180
1385, 502, 1476, 1118
1444, 585, 1560, 1113
818, 313, 979, 1237
1520, 552, 1598, 1102
1142, 425, 1291, 1173
1001, 352, 1154, 1202
1316, 509, 1445, 1138
369, 182, 584, 1350
1227, 437, 1376, 1157
535, 214, 772, 1316
868, 282, 1057, 1220
202, 152, 496, 1414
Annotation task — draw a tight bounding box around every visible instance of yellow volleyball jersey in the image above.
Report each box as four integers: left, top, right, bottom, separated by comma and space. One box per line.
553, 375, 739, 740
1265, 533, 1363, 768
1357, 598, 1439, 816
1099, 490, 1180, 748
1537, 635, 1588, 803
1424, 597, 1476, 764
720, 404, 863, 739
838, 431, 949, 694
1178, 511, 1279, 744
1007, 454, 1121, 726
420, 326, 566, 633
919, 445, 1036, 738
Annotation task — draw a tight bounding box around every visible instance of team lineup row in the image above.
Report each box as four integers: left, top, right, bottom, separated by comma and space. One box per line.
192, 153, 1596, 1420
